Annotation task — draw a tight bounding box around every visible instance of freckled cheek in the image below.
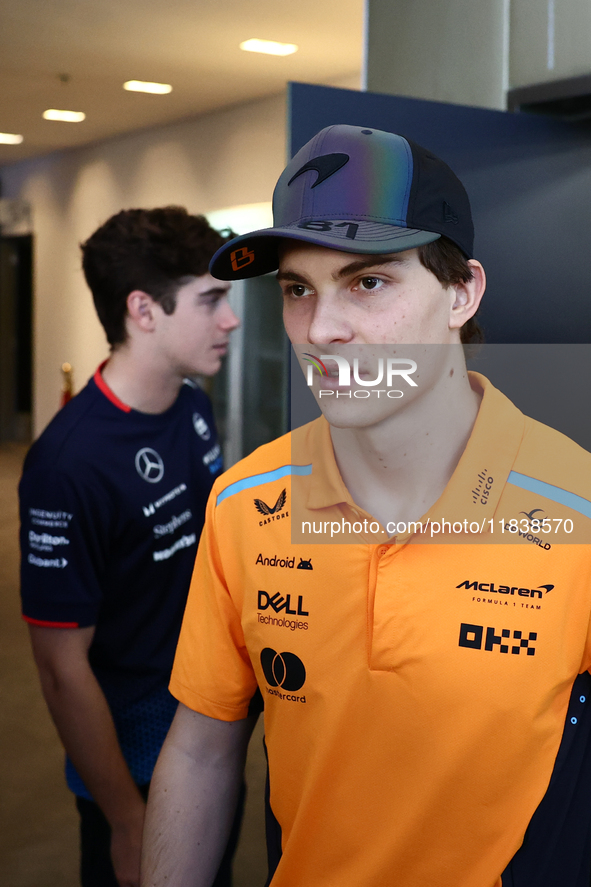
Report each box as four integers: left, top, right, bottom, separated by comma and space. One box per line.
285, 300, 312, 328
283, 315, 305, 343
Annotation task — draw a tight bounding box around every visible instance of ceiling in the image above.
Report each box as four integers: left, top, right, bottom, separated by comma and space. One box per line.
0, 0, 363, 166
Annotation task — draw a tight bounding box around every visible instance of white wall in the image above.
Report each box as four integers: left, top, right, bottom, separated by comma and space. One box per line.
510, 0, 591, 88
1, 92, 287, 435
366, 0, 510, 110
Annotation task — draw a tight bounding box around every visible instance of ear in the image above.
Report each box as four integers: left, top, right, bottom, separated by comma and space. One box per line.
448, 260, 486, 331
126, 290, 158, 333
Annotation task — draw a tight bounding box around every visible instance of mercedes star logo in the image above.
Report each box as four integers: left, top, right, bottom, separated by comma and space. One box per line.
135, 447, 165, 483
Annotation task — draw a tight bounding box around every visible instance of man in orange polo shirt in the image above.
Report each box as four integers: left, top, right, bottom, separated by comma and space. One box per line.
142, 126, 591, 887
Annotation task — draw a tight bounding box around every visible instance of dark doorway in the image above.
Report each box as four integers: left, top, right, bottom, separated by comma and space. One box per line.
0, 235, 33, 442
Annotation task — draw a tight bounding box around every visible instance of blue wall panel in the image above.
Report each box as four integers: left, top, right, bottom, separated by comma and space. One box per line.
288, 82, 591, 344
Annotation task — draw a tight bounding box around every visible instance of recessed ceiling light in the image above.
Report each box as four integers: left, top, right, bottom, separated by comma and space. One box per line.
239, 38, 298, 56
0, 132, 24, 145
123, 80, 173, 95
43, 109, 86, 122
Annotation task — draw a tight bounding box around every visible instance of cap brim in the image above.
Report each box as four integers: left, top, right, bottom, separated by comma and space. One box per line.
209, 223, 441, 281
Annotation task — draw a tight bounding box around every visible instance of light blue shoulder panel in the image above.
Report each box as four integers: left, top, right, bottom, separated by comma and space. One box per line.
507, 470, 591, 519
216, 464, 313, 507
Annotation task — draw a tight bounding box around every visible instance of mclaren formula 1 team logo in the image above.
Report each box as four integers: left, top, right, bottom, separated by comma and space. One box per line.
456, 579, 553, 599
135, 447, 165, 483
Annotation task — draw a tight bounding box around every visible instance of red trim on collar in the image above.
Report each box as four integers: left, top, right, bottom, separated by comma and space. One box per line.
23, 615, 80, 629
94, 361, 131, 413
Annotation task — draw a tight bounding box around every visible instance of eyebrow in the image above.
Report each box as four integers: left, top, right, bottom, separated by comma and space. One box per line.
276, 270, 311, 285
276, 254, 408, 284
334, 255, 408, 279
198, 286, 230, 299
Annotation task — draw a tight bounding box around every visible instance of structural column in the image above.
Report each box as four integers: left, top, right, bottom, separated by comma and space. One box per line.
365, 0, 510, 110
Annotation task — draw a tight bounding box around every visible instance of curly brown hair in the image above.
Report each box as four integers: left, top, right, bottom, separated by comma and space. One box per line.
417, 236, 484, 344
81, 206, 233, 347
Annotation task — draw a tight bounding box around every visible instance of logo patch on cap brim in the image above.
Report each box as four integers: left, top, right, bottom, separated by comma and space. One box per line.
230, 246, 255, 271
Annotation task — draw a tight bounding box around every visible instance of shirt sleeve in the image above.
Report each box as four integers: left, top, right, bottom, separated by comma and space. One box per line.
19, 462, 111, 628
170, 487, 258, 721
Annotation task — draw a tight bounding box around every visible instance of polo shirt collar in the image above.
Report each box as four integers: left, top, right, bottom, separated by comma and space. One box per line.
425, 372, 525, 526
303, 416, 353, 511
301, 373, 525, 528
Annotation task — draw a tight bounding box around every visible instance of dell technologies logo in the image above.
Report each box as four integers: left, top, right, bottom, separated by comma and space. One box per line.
257, 588, 310, 632
258, 590, 308, 616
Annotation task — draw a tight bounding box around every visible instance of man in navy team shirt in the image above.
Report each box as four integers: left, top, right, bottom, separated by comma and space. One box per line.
19, 207, 240, 887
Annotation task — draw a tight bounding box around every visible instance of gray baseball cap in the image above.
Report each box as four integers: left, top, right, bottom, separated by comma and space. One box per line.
210, 124, 474, 280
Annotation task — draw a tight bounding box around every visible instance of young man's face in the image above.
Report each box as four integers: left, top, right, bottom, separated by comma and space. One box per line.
278, 241, 464, 346
277, 241, 482, 428
155, 274, 239, 377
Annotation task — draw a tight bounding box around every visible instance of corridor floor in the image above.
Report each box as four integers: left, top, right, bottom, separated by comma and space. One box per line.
0, 442, 267, 887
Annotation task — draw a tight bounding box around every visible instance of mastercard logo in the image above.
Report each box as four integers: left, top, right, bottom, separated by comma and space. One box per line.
260, 647, 306, 691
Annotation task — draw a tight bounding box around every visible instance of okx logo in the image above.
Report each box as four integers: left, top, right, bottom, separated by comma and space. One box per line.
260, 648, 306, 700
459, 623, 537, 656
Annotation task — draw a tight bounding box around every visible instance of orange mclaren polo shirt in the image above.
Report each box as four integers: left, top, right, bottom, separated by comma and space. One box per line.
171, 375, 591, 887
